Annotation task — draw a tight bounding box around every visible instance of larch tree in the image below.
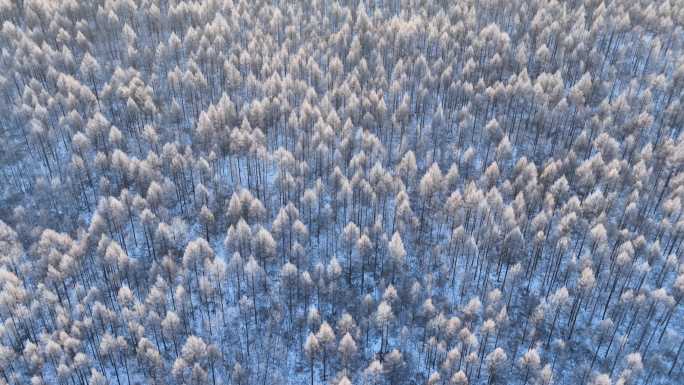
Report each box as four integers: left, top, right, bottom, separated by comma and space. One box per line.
0, 1, 682, 385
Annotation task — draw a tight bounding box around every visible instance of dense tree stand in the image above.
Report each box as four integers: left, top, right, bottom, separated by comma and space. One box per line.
0, 1, 683, 385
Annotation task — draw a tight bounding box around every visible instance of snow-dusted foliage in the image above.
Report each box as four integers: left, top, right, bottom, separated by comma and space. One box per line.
0, 1, 683, 385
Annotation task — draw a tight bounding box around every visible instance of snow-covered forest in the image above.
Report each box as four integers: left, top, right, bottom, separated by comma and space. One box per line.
0, 0, 683, 384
